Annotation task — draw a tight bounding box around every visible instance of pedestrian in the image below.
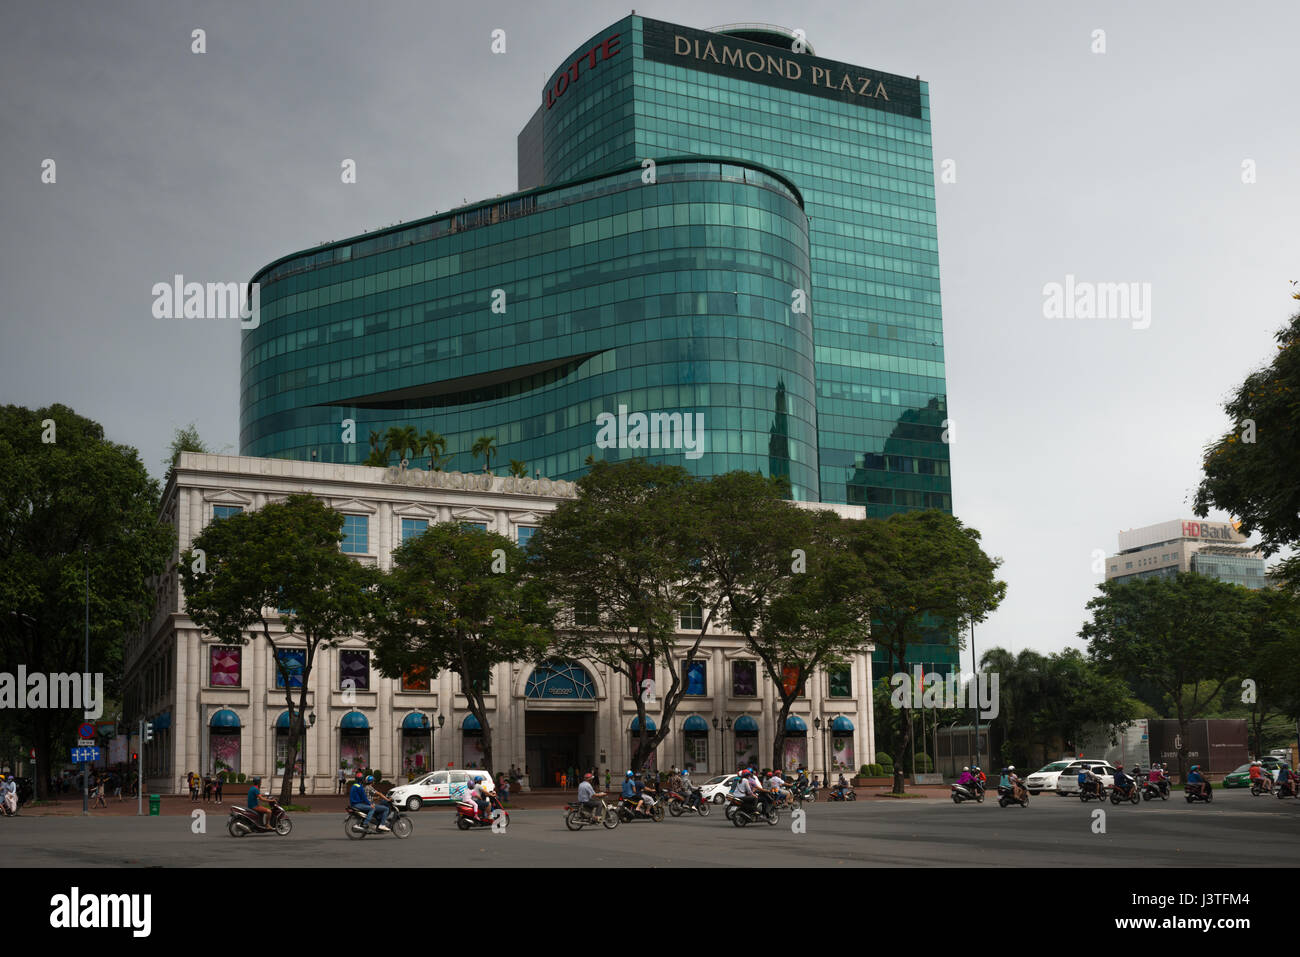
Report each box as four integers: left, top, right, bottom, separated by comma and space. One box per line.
113, 772, 123, 802
604, 768, 611, 790
337, 767, 346, 794
92, 775, 107, 808
214, 774, 223, 803
203, 774, 213, 803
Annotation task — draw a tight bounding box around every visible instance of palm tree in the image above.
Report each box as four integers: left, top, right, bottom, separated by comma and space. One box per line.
365, 430, 388, 467
420, 430, 449, 471
384, 425, 420, 465
470, 434, 498, 474
508, 459, 528, 478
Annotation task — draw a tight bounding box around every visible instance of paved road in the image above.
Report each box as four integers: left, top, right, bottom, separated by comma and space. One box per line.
5, 789, 1297, 867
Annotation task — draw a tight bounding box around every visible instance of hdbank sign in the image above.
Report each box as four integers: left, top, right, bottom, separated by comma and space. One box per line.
1181, 521, 1240, 541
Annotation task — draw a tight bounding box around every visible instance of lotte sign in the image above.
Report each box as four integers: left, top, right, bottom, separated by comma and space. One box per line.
544, 33, 621, 110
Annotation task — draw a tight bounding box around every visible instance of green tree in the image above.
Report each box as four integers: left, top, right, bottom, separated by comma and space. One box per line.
508, 459, 528, 478
471, 435, 498, 474
366, 523, 551, 775
0, 404, 173, 799
180, 494, 380, 804
851, 511, 1006, 793
1238, 587, 1300, 756
1194, 309, 1300, 553
529, 460, 703, 770
384, 426, 420, 466
365, 431, 388, 467
1080, 573, 1253, 781
420, 430, 449, 471
165, 422, 210, 474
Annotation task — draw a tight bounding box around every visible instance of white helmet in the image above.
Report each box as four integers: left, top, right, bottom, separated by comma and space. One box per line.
962, 766, 969, 772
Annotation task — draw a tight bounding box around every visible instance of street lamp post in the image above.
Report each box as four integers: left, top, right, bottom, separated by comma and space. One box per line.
83, 544, 90, 817
971, 618, 980, 770
813, 717, 822, 780
298, 711, 316, 795
712, 717, 719, 775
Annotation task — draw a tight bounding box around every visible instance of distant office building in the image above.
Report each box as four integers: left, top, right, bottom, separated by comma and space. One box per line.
1105, 519, 1268, 590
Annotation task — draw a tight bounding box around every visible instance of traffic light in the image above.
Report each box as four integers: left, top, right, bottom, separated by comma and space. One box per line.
143, 722, 153, 744
131, 752, 138, 762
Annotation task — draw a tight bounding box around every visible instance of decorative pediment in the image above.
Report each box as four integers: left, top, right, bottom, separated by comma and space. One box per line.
329, 497, 377, 514
392, 503, 441, 519
509, 511, 544, 526
202, 489, 254, 506
451, 507, 494, 523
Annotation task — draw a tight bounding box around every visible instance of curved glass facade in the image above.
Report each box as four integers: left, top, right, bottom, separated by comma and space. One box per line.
242, 159, 819, 499
535, 16, 951, 513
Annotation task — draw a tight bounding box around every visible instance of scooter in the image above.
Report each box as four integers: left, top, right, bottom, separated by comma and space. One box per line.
565, 797, 620, 830
1141, 780, 1168, 801
666, 787, 712, 817
826, 785, 857, 802
951, 780, 984, 804
344, 802, 413, 839
1077, 782, 1107, 803
1185, 782, 1213, 804
727, 793, 779, 827
1109, 780, 1141, 805
1250, 777, 1274, 797
1275, 779, 1296, 799
617, 796, 666, 823
998, 784, 1030, 808
228, 797, 293, 837
456, 793, 509, 830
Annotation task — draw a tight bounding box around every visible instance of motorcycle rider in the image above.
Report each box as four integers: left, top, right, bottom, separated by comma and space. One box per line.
365, 774, 396, 825
1084, 765, 1104, 799
1276, 763, 1293, 796
246, 776, 276, 830
621, 770, 639, 813
349, 774, 391, 832
635, 772, 658, 815
1006, 766, 1026, 802
1186, 764, 1210, 798
1, 775, 16, 816
1248, 761, 1271, 792
769, 769, 790, 807
470, 776, 492, 820
1112, 763, 1133, 799
577, 771, 604, 821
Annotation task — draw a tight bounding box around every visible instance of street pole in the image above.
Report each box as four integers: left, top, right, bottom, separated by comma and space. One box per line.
137, 719, 143, 816
83, 545, 89, 817
971, 618, 980, 770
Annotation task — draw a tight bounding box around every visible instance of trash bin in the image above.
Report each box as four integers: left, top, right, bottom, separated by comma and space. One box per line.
148, 794, 161, 816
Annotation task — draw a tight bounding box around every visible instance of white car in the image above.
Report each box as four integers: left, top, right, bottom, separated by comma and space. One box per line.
1053, 760, 1117, 796
699, 774, 739, 804
387, 769, 496, 811
1023, 760, 1077, 795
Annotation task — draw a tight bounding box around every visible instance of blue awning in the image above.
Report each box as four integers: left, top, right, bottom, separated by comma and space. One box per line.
733, 715, 758, 733
340, 711, 369, 730
630, 716, 656, 732
402, 712, 431, 730
683, 715, 709, 732
462, 714, 481, 731
786, 715, 807, 732
210, 709, 240, 729
275, 711, 292, 729
832, 716, 854, 732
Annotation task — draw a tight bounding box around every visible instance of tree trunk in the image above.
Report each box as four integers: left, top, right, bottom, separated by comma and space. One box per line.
892, 652, 909, 794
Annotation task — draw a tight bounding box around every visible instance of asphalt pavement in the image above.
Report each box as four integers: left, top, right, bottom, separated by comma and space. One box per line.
4, 788, 1297, 867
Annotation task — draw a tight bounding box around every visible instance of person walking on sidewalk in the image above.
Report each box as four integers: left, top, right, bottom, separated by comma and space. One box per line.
214, 774, 223, 803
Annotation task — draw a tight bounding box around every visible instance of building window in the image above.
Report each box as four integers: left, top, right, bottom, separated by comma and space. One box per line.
341, 514, 369, 554
273, 649, 306, 689
402, 665, 430, 693
731, 660, 758, 697
682, 660, 707, 696
679, 602, 703, 630
401, 518, 428, 542
516, 526, 537, 549
574, 600, 598, 627
461, 522, 487, 532
339, 650, 369, 691
212, 505, 242, 521
631, 660, 655, 700
828, 665, 851, 698
209, 646, 241, 687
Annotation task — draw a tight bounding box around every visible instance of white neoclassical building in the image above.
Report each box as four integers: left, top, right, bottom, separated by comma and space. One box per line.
124, 453, 874, 794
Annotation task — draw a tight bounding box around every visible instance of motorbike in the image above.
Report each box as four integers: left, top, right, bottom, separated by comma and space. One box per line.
343, 801, 413, 839
1077, 782, 1108, 803
1141, 779, 1168, 801
1109, 780, 1141, 805
1185, 782, 1213, 804
228, 797, 293, 837
825, 785, 856, 802
565, 797, 620, 830
1276, 779, 1296, 799
790, 781, 817, 804
666, 787, 712, 817
727, 793, 779, 827
617, 796, 666, 823
456, 793, 509, 830
1250, 777, 1274, 797
998, 783, 1030, 808
951, 780, 984, 804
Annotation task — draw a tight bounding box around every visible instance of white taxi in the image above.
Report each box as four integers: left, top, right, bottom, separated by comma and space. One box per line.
387, 769, 496, 811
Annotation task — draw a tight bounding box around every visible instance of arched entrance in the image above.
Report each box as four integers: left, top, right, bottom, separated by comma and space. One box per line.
523, 660, 597, 787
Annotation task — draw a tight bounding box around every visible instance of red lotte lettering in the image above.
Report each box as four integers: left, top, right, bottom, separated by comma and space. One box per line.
544, 33, 621, 110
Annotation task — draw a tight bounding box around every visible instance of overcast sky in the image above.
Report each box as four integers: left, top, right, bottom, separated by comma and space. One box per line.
3, 0, 1296, 663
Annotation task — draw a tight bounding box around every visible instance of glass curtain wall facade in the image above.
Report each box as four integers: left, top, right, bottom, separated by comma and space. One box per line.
532, 16, 950, 514
242, 160, 819, 499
